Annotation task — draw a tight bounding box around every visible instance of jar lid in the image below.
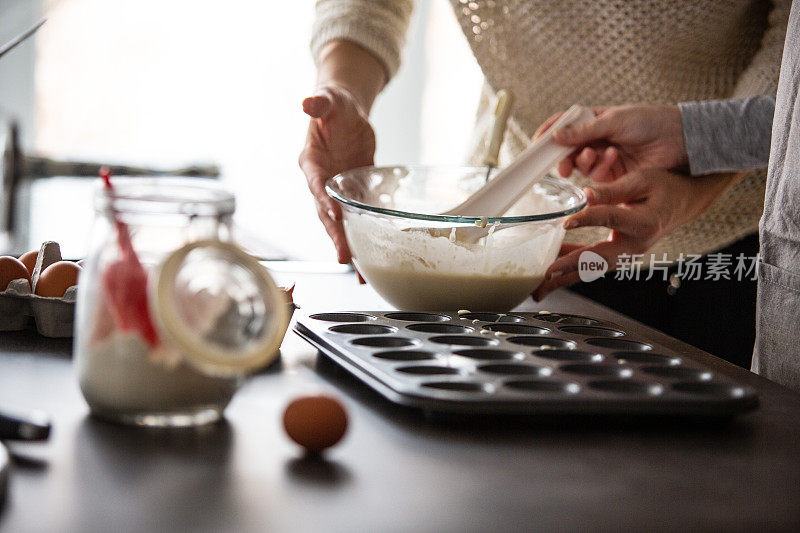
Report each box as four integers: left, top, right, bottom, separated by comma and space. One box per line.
151, 239, 289, 377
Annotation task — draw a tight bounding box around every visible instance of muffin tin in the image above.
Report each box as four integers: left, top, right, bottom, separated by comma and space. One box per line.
294, 311, 759, 417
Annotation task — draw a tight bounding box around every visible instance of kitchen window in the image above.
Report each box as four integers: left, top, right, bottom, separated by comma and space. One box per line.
2, 0, 481, 260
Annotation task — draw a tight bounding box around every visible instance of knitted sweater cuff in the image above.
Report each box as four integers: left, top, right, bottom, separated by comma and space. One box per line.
311, 1, 414, 81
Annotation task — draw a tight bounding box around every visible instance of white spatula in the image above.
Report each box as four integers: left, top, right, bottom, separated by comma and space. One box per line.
442, 104, 594, 218
409, 104, 593, 244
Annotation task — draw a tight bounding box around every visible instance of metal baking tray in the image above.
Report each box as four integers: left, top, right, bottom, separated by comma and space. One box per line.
294, 311, 759, 417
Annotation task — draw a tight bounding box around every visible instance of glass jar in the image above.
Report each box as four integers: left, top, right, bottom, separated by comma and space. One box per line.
75, 178, 287, 427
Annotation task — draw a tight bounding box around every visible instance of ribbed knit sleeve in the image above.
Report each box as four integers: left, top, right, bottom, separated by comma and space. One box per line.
311, 0, 415, 80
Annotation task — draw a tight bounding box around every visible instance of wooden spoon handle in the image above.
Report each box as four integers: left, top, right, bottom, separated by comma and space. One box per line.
482, 89, 515, 169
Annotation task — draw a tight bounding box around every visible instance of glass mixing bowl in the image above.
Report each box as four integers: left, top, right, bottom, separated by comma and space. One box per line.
326, 166, 586, 312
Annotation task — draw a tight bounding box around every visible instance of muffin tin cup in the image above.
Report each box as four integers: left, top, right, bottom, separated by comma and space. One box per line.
294, 311, 759, 417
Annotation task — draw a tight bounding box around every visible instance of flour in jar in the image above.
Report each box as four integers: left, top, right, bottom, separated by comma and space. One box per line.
77, 332, 239, 418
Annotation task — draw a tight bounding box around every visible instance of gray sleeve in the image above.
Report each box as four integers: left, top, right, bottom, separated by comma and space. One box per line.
678, 95, 776, 175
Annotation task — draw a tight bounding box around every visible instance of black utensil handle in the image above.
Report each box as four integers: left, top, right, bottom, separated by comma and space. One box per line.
0, 409, 51, 441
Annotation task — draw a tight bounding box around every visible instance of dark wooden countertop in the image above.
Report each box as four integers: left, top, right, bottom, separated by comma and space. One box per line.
1, 271, 799, 532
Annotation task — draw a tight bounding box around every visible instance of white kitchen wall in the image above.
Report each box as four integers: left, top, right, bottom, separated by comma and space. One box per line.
11, 0, 482, 260
0, 0, 39, 147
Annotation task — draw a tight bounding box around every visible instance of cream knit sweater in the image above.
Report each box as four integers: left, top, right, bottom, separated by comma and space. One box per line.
311, 0, 790, 261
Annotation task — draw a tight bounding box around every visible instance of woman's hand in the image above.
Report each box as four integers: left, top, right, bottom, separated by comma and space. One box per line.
299, 85, 376, 264
532, 168, 736, 300
535, 105, 689, 181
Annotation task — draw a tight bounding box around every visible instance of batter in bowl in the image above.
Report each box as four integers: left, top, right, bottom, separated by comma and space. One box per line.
344, 186, 565, 311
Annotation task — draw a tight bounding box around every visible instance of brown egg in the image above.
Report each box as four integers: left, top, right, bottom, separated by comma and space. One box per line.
0, 256, 31, 291
18, 250, 38, 276
283, 395, 348, 453
35, 261, 81, 297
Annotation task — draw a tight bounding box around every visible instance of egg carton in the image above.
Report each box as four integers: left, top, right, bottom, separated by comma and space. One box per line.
294, 310, 759, 417
0, 241, 77, 337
